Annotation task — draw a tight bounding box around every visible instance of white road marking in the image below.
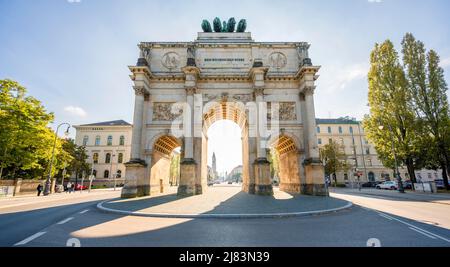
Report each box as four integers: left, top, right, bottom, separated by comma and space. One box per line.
57, 217, 74, 225
376, 211, 450, 243
378, 213, 393, 221
409, 227, 437, 240
14, 232, 47, 246
79, 209, 89, 214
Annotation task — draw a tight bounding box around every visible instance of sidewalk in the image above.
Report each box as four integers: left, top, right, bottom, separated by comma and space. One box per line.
0, 188, 122, 209
331, 188, 450, 205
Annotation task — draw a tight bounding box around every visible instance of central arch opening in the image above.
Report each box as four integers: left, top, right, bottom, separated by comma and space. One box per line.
201, 101, 251, 192
207, 120, 243, 185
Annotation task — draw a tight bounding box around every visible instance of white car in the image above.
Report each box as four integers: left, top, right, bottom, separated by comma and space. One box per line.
376, 181, 398, 190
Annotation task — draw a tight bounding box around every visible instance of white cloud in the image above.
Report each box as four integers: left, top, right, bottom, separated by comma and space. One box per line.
441, 57, 450, 68
320, 63, 369, 93
64, 106, 87, 118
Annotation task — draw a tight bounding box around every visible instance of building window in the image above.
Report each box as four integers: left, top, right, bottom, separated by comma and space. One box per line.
366, 148, 370, 155
104, 170, 109, 179
339, 126, 343, 134
367, 159, 373, 167
93, 153, 99, 164
328, 127, 332, 134
344, 173, 348, 180
120, 135, 125, 146
349, 127, 353, 134
107, 135, 113, 146
105, 153, 111, 164
95, 136, 101, 146
329, 138, 333, 144
316, 127, 320, 134
364, 138, 369, 145
82, 136, 89, 146
318, 138, 322, 145
118, 153, 124, 164
93, 170, 97, 178
368, 172, 375, 182
117, 170, 122, 178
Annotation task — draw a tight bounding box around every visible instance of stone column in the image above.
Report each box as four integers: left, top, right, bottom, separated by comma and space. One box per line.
253, 88, 273, 196
184, 87, 195, 160
178, 83, 199, 196
303, 86, 320, 160
302, 86, 328, 197
130, 86, 146, 162
122, 86, 148, 198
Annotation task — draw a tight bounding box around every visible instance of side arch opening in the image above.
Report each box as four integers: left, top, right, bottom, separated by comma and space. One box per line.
270, 135, 301, 194
151, 135, 182, 194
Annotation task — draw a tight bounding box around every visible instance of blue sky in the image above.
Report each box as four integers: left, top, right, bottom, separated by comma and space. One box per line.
1, 0, 450, 173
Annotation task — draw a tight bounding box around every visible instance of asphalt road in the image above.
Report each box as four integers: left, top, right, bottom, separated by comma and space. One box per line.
1, 189, 449, 247
0, 190, 120, 247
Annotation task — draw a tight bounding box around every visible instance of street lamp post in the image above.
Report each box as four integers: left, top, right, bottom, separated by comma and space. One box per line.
44, 123, 71, 196
378, 124, 405, 193
109, 154, 116, 191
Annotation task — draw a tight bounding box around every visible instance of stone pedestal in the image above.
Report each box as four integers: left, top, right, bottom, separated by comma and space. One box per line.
302, 159, 328, 197
254, 158, 273, 196
280, 183, 301, 194
13, 178, 22, 196
177, 159, 198, 197
122, 160, 147, 198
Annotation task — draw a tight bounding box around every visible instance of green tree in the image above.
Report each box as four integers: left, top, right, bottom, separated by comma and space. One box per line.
268, 148, 280, 179
170, 152, 180, 185
63, 139, 90, 183
0, 79, 58, 179
363, 40, 421, 184
402, 33, 450, 189
320, 141, 351, 186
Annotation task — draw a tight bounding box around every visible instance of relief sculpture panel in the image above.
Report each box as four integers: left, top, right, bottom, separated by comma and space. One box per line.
153, 102, 183, 121
267, 102, 297, 121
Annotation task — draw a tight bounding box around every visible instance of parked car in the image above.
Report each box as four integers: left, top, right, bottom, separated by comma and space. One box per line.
376, 181, 398, 190
402, 181, 413, 190
74, 184, 88, 191
361, 181, 382, 188
227, 181, 233, 185
435, 179, 445, 189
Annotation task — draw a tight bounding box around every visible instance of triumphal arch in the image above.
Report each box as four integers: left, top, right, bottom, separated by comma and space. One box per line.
121, 20, 327, 198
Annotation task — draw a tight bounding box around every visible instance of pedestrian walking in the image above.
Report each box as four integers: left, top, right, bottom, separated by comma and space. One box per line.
36, 184, 43, 196
66, 182, 72, 193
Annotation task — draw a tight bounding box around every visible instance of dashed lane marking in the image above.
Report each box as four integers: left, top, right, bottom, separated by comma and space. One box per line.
79, 209, 89, 214
14, 232, 47, 246
57, 217, 74, 225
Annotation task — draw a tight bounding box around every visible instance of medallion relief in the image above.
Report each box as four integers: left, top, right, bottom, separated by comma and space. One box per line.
161, 52, 180, 70
268, 52, 287, 69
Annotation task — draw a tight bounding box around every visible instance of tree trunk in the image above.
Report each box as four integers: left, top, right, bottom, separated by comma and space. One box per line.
438, 142, 450, 190
405, 157, 417, 184
441, 164, 449, 191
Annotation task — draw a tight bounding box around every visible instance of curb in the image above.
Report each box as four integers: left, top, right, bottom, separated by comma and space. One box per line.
96, 200, 353, 219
